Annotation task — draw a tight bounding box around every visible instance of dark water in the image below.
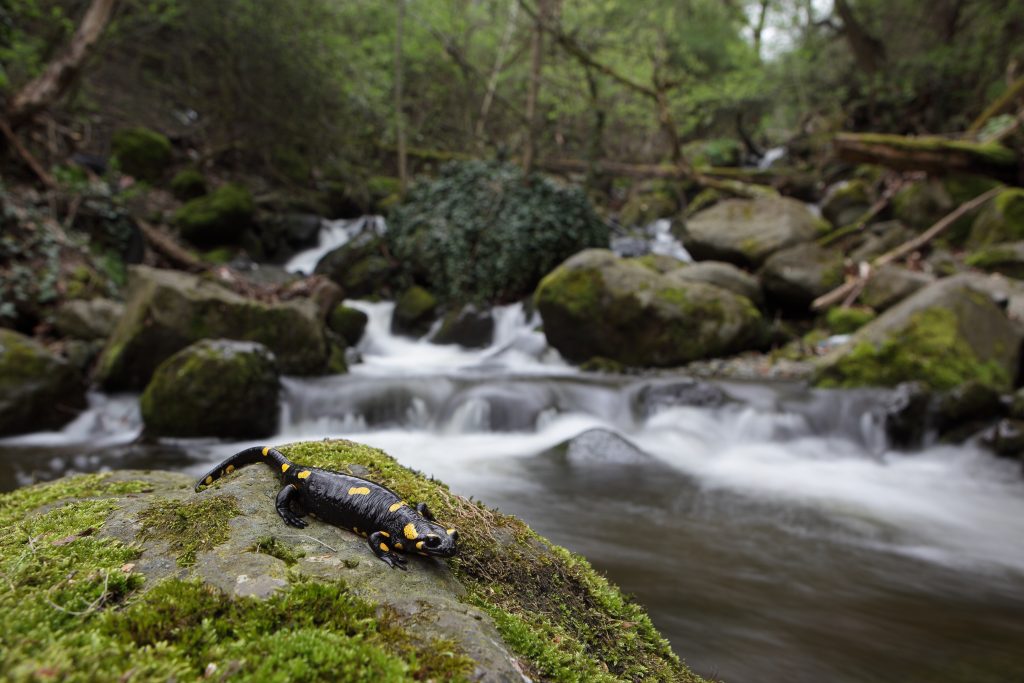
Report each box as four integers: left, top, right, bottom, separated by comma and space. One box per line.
4, 300, 1024, 682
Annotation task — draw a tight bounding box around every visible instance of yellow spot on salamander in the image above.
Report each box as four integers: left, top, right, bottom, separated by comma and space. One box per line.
348, 486, 370, 496
297, 470, 311, 479
395, 542, 403, 550
281, 463, 289, 473
204, 475, 213, 484
225, 465, 235, 474
379, 543, 389, 552
416, 541, 425, 550
404, 523, 418, 540
379, 531, 390, 538
389, 501, 407, 513
262, 447, 269, 456
446, 528, 456, 535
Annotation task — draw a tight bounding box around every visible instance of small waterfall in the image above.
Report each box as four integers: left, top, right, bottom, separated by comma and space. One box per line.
284, 215, 385, 275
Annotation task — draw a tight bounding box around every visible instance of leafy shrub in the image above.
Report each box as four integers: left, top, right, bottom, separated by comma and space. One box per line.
387, 161, 608, 304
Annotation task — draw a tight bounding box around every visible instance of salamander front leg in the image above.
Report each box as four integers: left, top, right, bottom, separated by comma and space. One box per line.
368, 531, 407, 570
415, 502, 435, 521
275, 484, 307, 528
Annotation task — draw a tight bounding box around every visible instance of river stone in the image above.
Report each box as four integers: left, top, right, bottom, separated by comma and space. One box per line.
246, 212, 322, 263
966, 241, 1024, 279
0, 329, 87, 436
759, 243, 844, 312
97, 265, 328, 390
665, 261, 764, 305
563, 428, 653, 465
982, 419, 1024, 459
681, 197, 824, 267
535, 249, 765, 367
314, 230, 396, 298
140, 339, 280, 438
327, 304, 369, 345
174, 183, 255, 246
1, 439, 691, 680
634, 378, 732, 418
860, 265, 935, 311
876, 381, 932, 450
54, 298, 125, 340
892, 178, 954, 229
821, 179, 871, 227
815, 275, 1023, 390
391, 286, 439, 337
431, 304, 494, 348
966, 188, 1024, 248
848, 220, 916, 263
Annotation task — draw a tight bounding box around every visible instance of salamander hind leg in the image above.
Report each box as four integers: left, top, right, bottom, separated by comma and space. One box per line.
275, 484, 307, 528
368, 531, 407, 570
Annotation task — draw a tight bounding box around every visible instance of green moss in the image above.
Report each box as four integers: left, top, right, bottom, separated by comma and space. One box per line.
965, 246, 1018, 270
580, 356, 626, 373
685, 188, 722, 216
200, 246, 235, 263
825, 306, 876, 334
619, 190, 676, 227
174, 183, 255, 246
249, 536, 306, 566
327, 341, 349, 374
842, 133, 1017, 165
392, 286, 439, 336
815, 307, 1008, 390
327, 304, 369, 345
111, 127, 172, 182
277, 440, 703, 683
170, 168, 208, 200
138, 496, 242, 566
535, 267, 603, 319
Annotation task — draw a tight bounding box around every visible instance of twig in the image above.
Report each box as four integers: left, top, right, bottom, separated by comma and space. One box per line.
0, 119, 57, 188
136, 218, 206, 272
281, 534, 337, 553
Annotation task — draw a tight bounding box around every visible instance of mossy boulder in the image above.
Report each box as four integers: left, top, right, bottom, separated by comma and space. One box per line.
759, 243, 844, 312
665, 260, 764, 306
535, 249, 765, 367
174, 184, 255, 247
111, 126, 172, 182
619, 189, 678, 228
966, 242, 1024, 279
891, 178, 953, 230
966, 189, 1024, 249
97, 266, 328, 390
680, 197, 825, 267
815, 275, 1022, 390
245, 212, 322, 263
140, 340, 280, 438
0, 440, 702, 682
54, 298, 124, 341
169, 168, 207, 201
821, 179, 871, 227
431, 304, 494, 348
0, 329, 87, 436
314, 231, 396, 299
826, 306, 876, 334
391, 286, 439, 337
327, 304, 369, 346
860, 265, 935, 311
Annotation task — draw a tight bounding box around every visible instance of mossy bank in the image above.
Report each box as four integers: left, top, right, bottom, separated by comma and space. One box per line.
0, 440, 704, 682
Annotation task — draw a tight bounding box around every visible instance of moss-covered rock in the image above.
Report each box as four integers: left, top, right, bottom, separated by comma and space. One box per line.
0, 329, 87, 436
327, 304, 369, 346
245, 212, 322, 263
169, 168, 208, 201
391, 286, 438, 337
759, 243, 844, 312
815, 275, 1022, 390
430, 304, 494, 348
535, 249, 765, 367
966, 189, 1024, 249
826, 306, 876, 334
0, 440, 703, 682
891, 179, 954, 230
821, 179, 871, 228
665, 260, 764, 306
966, 241, 1024, 279
314, 231, 396, 299
848, 220, 916, 263
619, 189, 678, 228
97, 266, 328, 390
140, 339, 280, 438
111, 127, 172, 182
174, 183, 255, 246
681, 197, 825, 267
54, 298, 124, 341
859, 265, 934, 311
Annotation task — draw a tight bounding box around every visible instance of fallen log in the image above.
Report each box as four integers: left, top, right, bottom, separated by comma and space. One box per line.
833, 132, 1020, 184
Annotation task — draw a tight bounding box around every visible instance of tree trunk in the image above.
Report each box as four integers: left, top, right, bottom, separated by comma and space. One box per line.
476, 0, 519, 146
834, 0, 885, 76
523, 0, 547, 178
394, 0, 408, 197
6, 0, 119, 128
752, 0, 770, 60
583, 67, 605, 191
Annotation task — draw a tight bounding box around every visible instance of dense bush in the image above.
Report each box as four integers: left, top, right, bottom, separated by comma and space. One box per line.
387, 162, 608, 304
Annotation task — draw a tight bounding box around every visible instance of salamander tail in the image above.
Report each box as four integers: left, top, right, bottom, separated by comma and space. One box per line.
194, 446, 292, 491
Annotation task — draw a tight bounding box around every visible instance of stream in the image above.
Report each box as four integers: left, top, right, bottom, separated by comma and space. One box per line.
3, 219, 1024, 682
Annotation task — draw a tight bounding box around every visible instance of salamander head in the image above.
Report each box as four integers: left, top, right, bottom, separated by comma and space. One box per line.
403, 521, 458, 557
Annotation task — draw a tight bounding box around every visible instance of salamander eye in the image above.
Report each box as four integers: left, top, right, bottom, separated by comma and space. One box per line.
424, 536, 442, 548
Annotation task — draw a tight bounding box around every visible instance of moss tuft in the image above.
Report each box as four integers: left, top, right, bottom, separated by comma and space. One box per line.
249, 536, 306, 566
825, 306, 876, 334
138, 496, 242, 566
170, 168, 208, 200
111, 127, 172, 182
174, 183, 255, 246
327, 304, 369, 345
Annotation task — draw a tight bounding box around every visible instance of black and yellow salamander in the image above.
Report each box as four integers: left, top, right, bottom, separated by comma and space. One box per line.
195, 446, 458, 569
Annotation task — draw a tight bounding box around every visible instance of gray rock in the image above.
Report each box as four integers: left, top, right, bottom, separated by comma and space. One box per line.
634, 378, 731, 418
821, 179, 871, 228
982, 419, 1024, 459
877, 381, 932, 450
681, 197, 824, 267
54, 298, 124, 340
0, 329, 87, 436
892, 179, 954, 230
848, 220, 916, 263
97, 266, 328, 389
431, 304, 494, 348
563, 428, 652, 465
860, 265, 935, 311
314, 230, 395, 298
966, 241, 1024, 279
666, 261, 763, 305
760, 243, 844, 312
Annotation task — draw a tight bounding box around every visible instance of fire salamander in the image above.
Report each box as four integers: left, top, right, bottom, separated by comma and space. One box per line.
195, 446, 458, 569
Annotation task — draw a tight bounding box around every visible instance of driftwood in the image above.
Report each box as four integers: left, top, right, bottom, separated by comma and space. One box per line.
833, 132, 1020, 184
811, 186, 1003, 311
136, 219, 206, 272
0, 120, 56, 187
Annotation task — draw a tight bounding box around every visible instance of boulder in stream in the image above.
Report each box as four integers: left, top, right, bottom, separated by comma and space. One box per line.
536, 249, 766, 367
0, 329, 87, 436
391, 286, 439, 337
0, 439, 693, 682
327, 304, 369, 346
431, 304, 494, 348
140, 339, 280, 438
97, 266, 328, 390
314, 230, 396, 298
815, 275, 1022, 390
665, 260, 764, 306
759, 243, 844, 312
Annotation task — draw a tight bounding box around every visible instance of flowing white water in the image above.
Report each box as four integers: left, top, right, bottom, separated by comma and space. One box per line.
284, 215, 385, 275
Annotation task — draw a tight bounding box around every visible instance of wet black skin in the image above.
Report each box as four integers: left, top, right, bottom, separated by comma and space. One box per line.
195, 447, 458, 569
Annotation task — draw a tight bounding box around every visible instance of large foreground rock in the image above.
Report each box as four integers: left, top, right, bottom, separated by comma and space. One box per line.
0, 440, 698, 682
815, 275, 1022, 390
680, 197, 825, 267
97, 266, 328, 390
665, 260, 764, 305
0, 329, 87, 435
140, 340, 280, 438
536, 249, 765, 367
